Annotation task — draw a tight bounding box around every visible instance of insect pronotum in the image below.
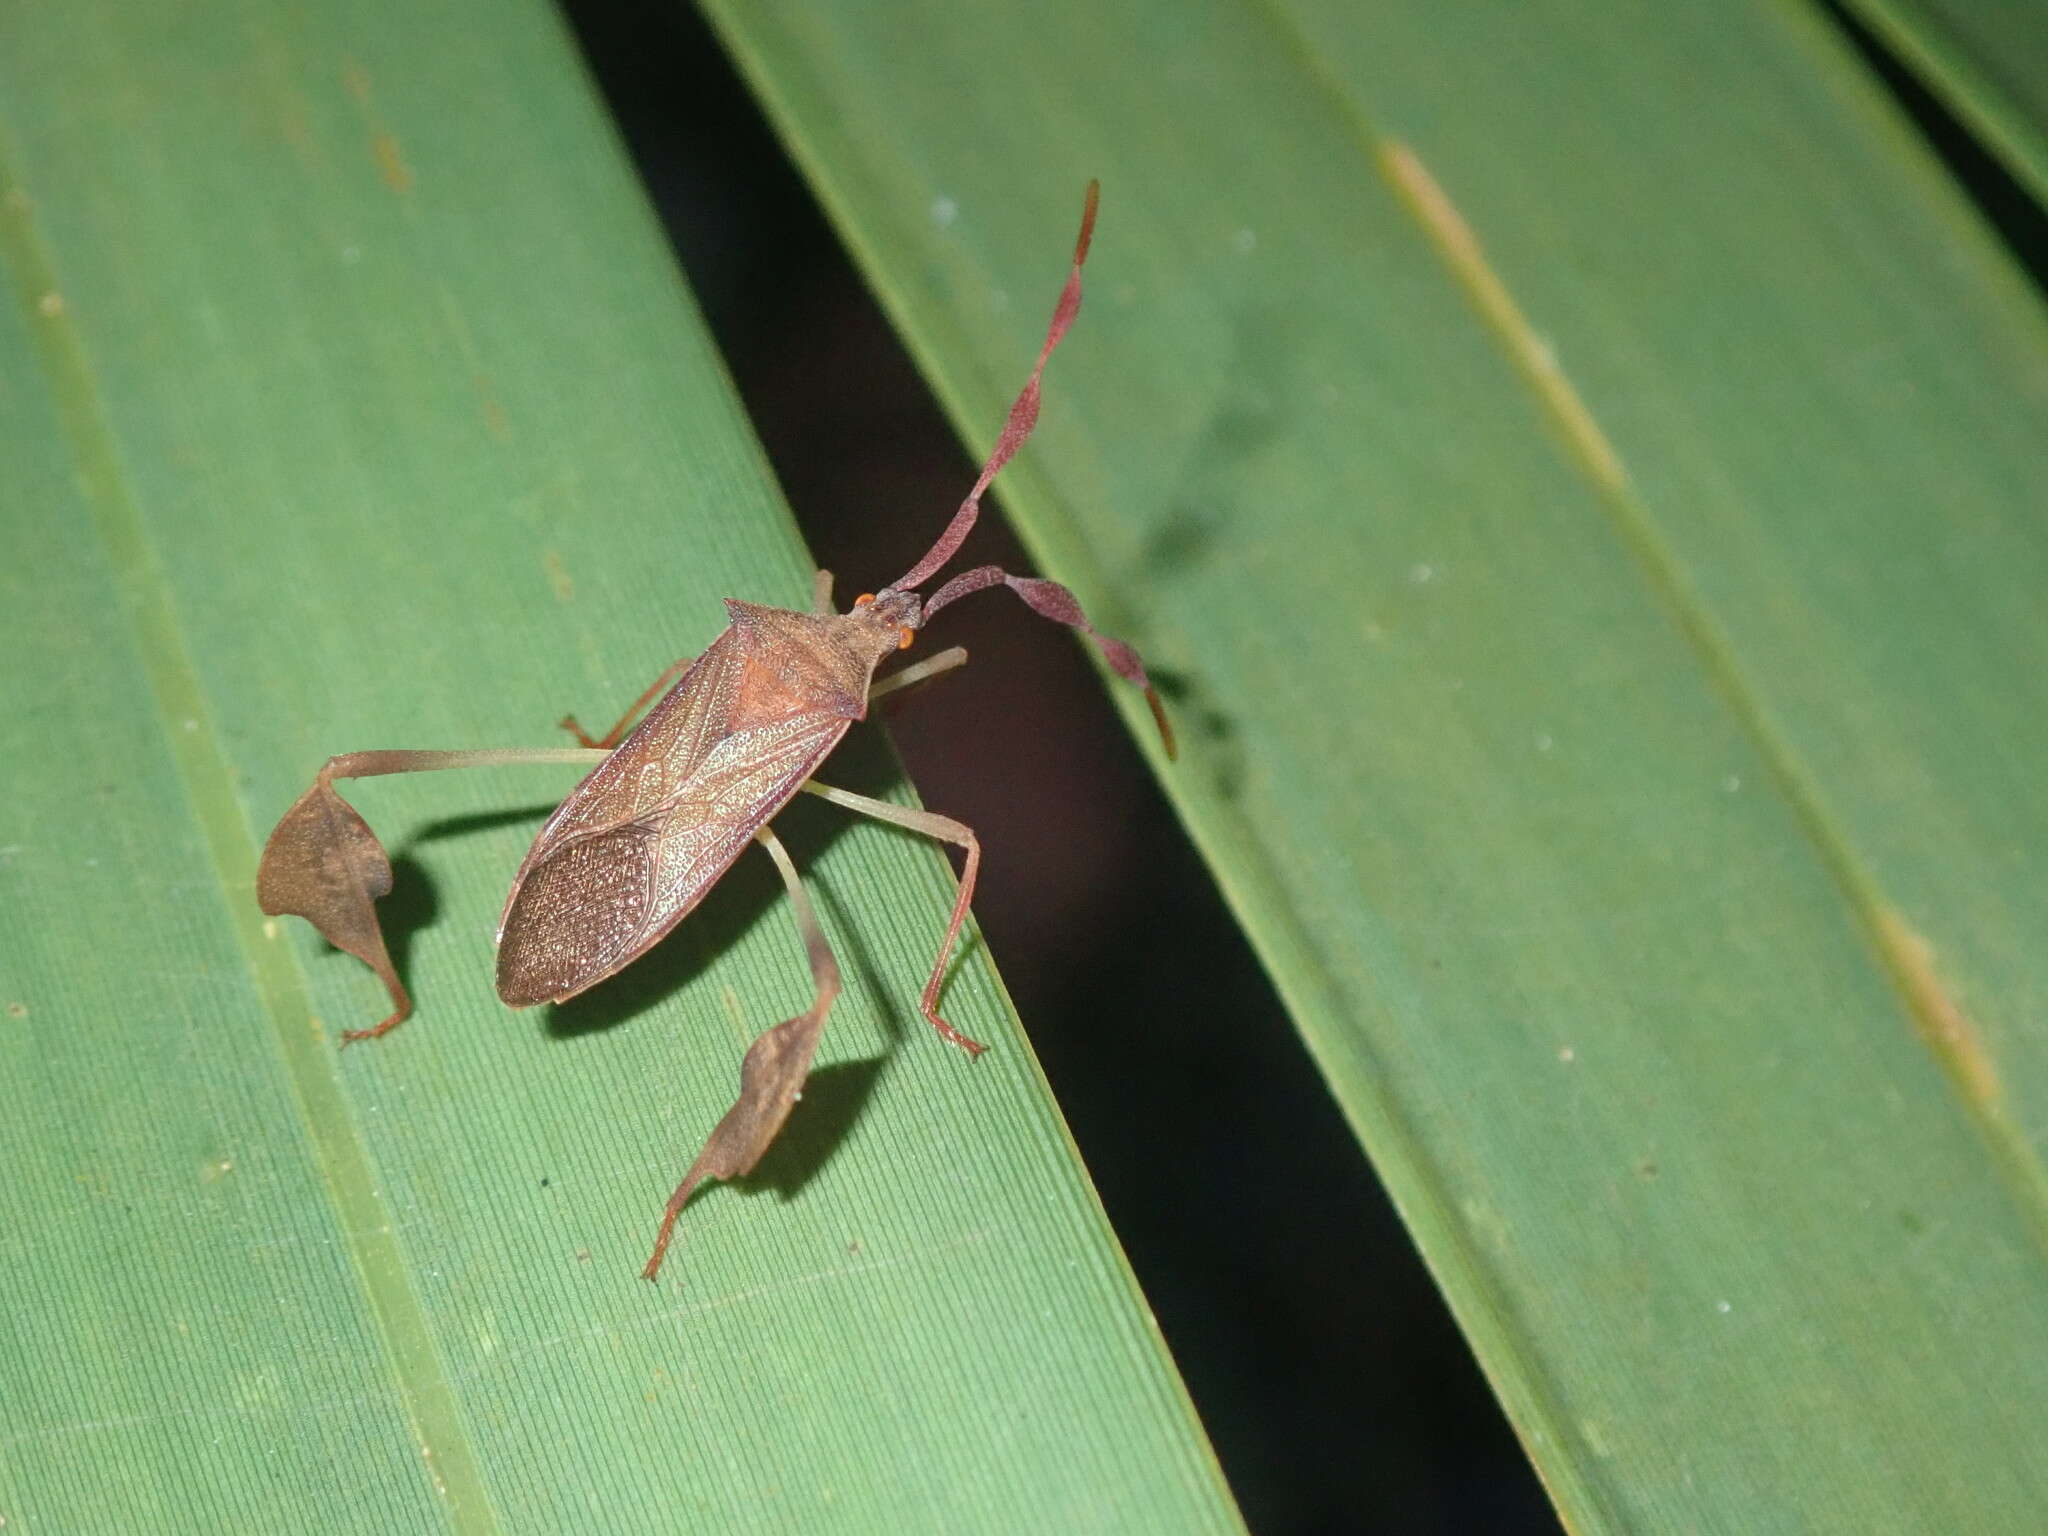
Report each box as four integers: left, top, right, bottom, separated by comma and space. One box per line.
257, 181, 1171, 1280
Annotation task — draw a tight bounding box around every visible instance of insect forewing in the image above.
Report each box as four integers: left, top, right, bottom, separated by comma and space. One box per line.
495, 613, 866, 1007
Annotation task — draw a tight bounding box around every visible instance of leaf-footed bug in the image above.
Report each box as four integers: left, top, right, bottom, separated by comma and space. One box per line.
257, 181, 1171, 1280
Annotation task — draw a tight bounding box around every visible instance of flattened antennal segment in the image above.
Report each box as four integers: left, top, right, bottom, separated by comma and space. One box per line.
923, 563, 1177, 759
892, 180, 1100, 593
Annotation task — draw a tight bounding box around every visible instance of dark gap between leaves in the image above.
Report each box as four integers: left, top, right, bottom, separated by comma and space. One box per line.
1819, 0, 2048, 290
557, 2, 1559, 1531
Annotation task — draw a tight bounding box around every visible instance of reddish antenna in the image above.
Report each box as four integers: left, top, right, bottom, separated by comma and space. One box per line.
922, 564, 1175, 757
892, 179, 1173, 760
891, 179, 1100, 593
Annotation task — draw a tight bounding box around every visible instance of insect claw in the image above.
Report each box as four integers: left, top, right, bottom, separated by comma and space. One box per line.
339, 1005, 410, 1048
934, 1018, 988, 1057
1144, 686, 1178, 761
557, 713, 601, 748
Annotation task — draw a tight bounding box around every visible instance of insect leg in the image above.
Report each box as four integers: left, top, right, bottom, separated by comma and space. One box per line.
812, 568, 835, 615
798, 781, 986, 1057
259, 747, 612, 1043
643, 823, 842, 1282
558, 655, 695, 749
865, 645, 968, 708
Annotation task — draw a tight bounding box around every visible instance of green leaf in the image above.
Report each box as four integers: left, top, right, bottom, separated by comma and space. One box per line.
702, 0, 2048, 1527
0, 3, 1237, 1532
1838, 0, 2048, 204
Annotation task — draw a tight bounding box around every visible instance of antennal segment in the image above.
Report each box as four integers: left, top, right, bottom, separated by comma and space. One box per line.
891, 180, 1100, 593
922, 562, 1176, 758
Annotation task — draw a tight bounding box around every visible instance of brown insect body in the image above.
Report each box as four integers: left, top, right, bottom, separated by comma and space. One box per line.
258, 183, 1172, 1281
495, 595, 917, 1007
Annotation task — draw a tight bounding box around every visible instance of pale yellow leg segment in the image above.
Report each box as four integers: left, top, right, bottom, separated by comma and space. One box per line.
866, 645, 968, 707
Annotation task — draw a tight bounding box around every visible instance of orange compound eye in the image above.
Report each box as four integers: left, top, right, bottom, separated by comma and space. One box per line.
897, 627, 915, 651
853, 593, 875, 607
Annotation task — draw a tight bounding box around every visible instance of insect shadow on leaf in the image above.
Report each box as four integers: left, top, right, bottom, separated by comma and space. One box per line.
735, 1056, 889, 1203
380, 805, 562, 982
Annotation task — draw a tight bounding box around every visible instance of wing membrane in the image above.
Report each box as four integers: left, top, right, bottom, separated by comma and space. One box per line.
495, 820, 659, 1006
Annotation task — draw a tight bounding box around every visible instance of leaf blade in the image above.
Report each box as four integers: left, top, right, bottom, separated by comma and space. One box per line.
0, 2, 1241, 1530
700, 0, 2048, 1525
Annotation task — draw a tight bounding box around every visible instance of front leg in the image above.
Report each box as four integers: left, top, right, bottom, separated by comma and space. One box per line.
867, 646, 968, 709
559, 654, 694, 749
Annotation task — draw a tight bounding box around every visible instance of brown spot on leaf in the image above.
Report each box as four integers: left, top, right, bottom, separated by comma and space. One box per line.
473, 373, 510, 441
542, 550, 574, 602
371, 131, 413, 194
1876, 909, 2001, 1112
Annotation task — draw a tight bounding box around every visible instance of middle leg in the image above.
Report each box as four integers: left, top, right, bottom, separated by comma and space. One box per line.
799, 780, 985, 1057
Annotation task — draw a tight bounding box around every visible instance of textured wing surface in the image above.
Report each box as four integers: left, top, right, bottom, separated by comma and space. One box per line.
494, 820, 659, 1005
496, 626, 853, 1006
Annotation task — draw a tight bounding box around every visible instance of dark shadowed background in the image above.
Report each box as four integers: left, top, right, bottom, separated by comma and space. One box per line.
553, 2, 2042, 1531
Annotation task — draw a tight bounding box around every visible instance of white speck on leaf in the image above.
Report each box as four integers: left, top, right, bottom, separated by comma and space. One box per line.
931, 195, 958, 227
